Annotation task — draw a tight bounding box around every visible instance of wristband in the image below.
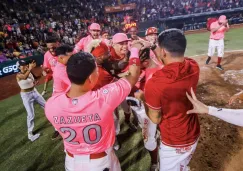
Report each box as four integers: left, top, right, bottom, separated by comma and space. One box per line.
130, 48, 139, 59
129, 58, 140, 66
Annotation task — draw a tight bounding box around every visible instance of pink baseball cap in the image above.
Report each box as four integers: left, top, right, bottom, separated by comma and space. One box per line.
218, 15, 227, 23
89, 23, 101, 31
112, 33, 130, 44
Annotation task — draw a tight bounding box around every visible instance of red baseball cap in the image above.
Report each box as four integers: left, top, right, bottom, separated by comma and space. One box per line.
145, 27, 158, 36
89, 23, 101, 31
112, 33, 130, 44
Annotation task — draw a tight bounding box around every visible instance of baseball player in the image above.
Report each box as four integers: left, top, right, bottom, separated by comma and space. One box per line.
45, 43, 143, 170
74, 23, 101, 53
145, 27, 163, 67
110, 33, 138, 132
52, 44, 73, 96
187, 88, 243, 127
136, 29, 200, 171
16, 60, 46, 142
41, 35, 59, 96
126, 47, 162, 171
206, 15, 229, 70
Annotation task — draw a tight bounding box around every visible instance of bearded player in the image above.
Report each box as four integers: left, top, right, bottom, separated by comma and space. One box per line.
206, 15, 229, 70
45, 42, 144, 170
74, 23, 101, 53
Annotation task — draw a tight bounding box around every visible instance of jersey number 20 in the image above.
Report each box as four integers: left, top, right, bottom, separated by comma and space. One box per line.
60, 124, 102, 145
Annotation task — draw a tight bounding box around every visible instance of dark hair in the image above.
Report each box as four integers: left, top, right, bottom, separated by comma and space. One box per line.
55, 44, 74, 56
158, 29, 186, 57
46, 34, 60, 43
67, 52, 96, 85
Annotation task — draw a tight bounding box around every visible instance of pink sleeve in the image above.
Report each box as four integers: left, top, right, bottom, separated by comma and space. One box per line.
63, 73, 71, 87
210, 22, 217, 30
43, 53, 51, 69
74, 38, 85, 52
100, 78, 131, 110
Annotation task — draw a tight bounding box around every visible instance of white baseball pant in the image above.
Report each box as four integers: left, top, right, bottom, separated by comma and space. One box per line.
208, 39, 224, 57
20, 89, 46, 136
113, 100, 132, 135
159, 139, 199, 171
126, 97, 157, 151
65, 147, 121, 171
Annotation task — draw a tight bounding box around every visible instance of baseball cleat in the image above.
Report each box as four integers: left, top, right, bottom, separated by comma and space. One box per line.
51, 131, 60, 140
113, 139, 121, 151
150, 164, 159, 171
28, 133, 40, 142
216, 65, 224, 70
41, 90, 46, 96
205, 57, 211, 65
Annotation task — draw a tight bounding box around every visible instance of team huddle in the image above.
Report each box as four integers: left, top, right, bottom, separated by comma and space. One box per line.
16, 15, 232, 171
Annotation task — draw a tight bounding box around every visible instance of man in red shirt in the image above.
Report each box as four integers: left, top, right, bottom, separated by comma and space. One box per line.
137, 29, 200, 171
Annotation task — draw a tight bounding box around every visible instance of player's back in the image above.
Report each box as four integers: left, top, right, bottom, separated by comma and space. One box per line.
45, 78, 131, 155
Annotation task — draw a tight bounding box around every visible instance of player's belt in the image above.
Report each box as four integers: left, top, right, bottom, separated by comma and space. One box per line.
66, 151, 107, 159
210, 38, 221, 40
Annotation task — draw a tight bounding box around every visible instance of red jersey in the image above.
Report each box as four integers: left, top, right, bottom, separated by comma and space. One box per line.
144, 58, 200, 147
92, 66, 115, 90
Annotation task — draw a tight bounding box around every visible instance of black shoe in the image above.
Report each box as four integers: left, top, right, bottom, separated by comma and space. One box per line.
113, 139, 121, 151
206, 57, 211, 65
127, 122, 137, 132
51, 131, 60, 140
216, 65, 224, 70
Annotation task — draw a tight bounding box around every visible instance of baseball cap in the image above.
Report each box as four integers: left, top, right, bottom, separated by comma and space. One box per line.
87, 40, 109, 58
16, 60, 27, 67
89, 23, 101, 31
112, 33, 130, 44
145, 27, 158, 36
218, 15, 227, 23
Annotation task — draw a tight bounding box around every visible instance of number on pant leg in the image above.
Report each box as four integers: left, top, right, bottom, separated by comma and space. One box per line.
60, 124, 102, 145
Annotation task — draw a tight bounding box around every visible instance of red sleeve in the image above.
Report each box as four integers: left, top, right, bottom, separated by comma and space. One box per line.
144, 78, 161, 110
93, 67, 115, 90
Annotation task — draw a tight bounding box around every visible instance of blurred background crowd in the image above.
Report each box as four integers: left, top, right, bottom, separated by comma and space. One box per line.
0, 0, 243, 63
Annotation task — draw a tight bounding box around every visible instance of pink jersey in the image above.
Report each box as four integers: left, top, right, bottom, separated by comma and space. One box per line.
43, 51, 57, 71
52, 62, 71, 96
45, 78, 131, 155
210, 21, 227, 40
74, 35, 94, 52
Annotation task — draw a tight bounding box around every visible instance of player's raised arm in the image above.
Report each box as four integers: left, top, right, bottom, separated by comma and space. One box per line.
187, 88, 243, 127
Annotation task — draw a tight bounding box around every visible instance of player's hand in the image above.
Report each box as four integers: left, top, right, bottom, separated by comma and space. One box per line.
140, 40, 152, 50
186, 88, 209, 114
29, 61, 36, 70
229, 91, 243, 105
131, 40, 144, 50
134, 90, 145, 102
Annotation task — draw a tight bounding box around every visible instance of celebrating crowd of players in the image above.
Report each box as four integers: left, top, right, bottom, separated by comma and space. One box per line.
16, 19, 243, 171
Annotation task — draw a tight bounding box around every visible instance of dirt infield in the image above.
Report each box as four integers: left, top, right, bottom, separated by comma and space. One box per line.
190, 51, 243, 171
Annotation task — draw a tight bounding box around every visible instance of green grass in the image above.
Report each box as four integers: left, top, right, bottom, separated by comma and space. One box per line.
0, 27, 243, 171
185, 27, 243, 56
